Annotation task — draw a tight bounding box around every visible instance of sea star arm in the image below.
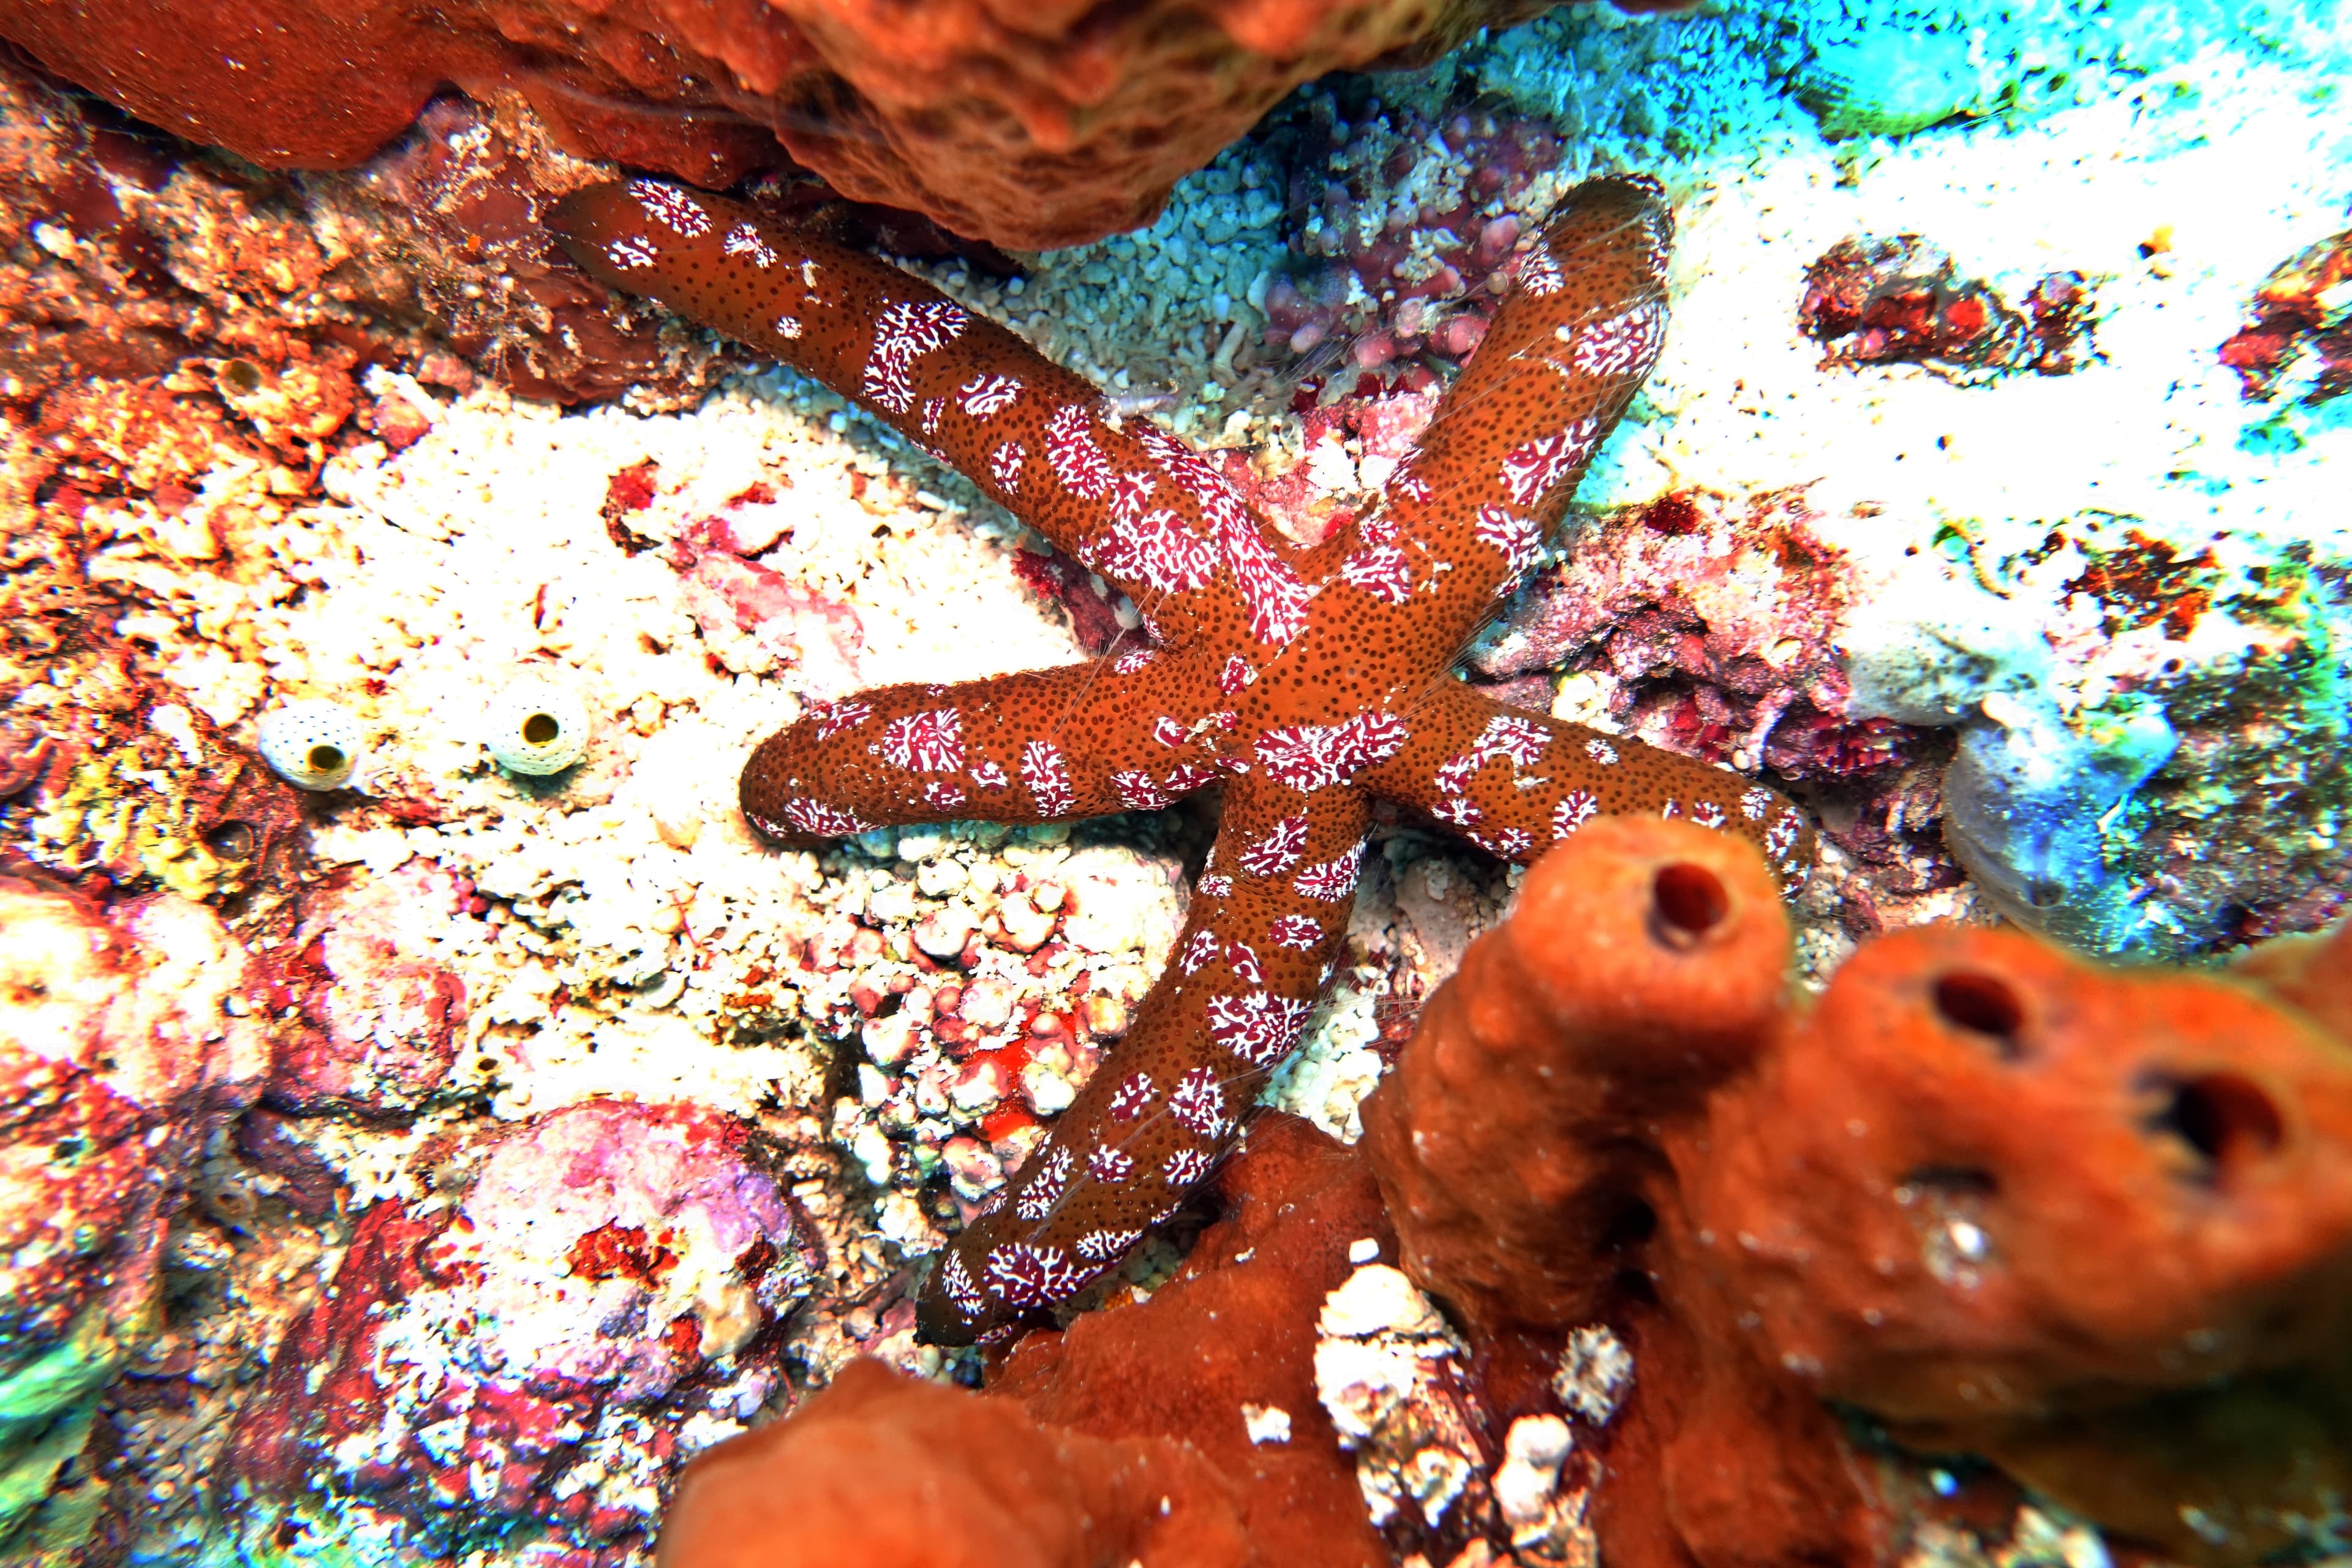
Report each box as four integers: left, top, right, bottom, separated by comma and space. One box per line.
1360, 680, 1817, 889
1304, 175, 1677, 668
740, 654, 1232, 843
916, 777, 1367, 1344
549, 181, 1313, 652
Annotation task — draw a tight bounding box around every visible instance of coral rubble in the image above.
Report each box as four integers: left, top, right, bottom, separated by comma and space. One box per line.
1364, 815, 2352, 1567
1800, 234, 2098, 383
2219, 224, 2352, 409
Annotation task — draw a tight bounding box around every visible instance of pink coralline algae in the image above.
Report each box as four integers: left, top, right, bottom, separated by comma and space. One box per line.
2217, 224, 2352, 406
603, 461, 871, 687
1468, 487, 1857, 772
549, 172, 1817, 1346
1801, 235, 2099, 383
678, 551, 864, 692
260, 860, 470, 1118
1254, 94, 1579, 398
1463, 484, 1962, 932
224, 1098, 820, 1556
0, 877, 271, 1525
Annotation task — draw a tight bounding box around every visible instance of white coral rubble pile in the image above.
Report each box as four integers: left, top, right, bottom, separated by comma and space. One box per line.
1313, 1261, 1635, 1568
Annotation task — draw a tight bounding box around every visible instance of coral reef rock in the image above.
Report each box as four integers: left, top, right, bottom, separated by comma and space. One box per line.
308, 94, 741, 407
0, 0, 1581, 249
1842, 556, 2176, 953
0, 877, 270, 1551
224, 1098, 821, 1558
0, 56, 726, 543
2219, 224, 2352, 414
262, 860, 471, 1117
1361, 815, 2352, 1568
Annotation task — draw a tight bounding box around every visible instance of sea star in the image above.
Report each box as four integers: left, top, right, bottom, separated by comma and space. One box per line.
551, 173, 1814, 1345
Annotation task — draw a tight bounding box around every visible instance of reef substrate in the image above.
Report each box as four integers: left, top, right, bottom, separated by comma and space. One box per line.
3, 0, 2352, 1561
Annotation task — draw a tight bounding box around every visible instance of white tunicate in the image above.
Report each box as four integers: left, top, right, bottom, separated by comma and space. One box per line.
256, 700, 363, 791
486, 677, 590, 775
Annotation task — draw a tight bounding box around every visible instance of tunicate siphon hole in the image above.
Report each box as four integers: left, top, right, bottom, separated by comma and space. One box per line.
1649, 862, 1728, 949
307, 744, 346, 776
2150, 1071, 2285, 1178
1596, 1196, 1658, 1254
1613, 1268, 1660, 1306
522, 712, 559, 746
1932, 971, 2024, 1054
204, 820, 255, 859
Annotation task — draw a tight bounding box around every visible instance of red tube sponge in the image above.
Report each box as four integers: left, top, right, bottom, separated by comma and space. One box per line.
1363, 816, 2352, 1567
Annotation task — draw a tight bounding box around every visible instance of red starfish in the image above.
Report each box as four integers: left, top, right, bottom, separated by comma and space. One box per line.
552, 174, 1814, 1345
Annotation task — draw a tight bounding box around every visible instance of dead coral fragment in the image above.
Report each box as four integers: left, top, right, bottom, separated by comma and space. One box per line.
1313, 1263, 1491, 1537
2217, 225, 2352, 405
1800, 235, 2097, 382
1362, 815, 2352, 1568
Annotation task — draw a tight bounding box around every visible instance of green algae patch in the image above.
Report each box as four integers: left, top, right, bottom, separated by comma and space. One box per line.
0, 1302, 148, 1553
1796, 30, 1987, 140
